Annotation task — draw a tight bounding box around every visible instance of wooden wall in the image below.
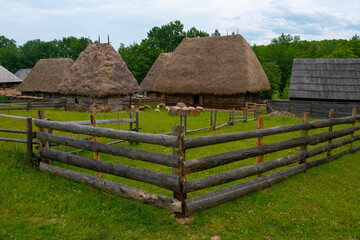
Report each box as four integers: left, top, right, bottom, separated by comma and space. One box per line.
268, 100, 360, 118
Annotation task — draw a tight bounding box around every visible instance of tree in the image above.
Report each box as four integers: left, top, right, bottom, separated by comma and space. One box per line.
212, 29, 221, 36
347, 34, 360, 57
186, 27, 209, 38
260, 62, 282, 99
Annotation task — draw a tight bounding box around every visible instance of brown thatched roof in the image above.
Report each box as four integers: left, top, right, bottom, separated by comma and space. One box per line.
17, 58, 74, 93
154, 35, 270, 95
58, 44, 139, 97
140, 52, 172, 92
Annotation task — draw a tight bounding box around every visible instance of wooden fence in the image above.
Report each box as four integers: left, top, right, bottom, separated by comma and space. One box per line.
1, 108, 359, 218
0, 99, 65, 111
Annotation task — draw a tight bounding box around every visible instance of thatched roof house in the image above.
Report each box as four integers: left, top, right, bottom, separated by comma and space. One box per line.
140, 52, 172, 96
289, 58, 360, 101
268, 58, 360, 118
17, 58, 74, 97
15, 68, 32, 80
0, 65, 22, 88
154, 35, 270, 109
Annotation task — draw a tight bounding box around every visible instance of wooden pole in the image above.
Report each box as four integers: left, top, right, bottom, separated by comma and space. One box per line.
90, 115, 102, 178
129, 112, 133, 131
213, 110, 217, 130
211, 110, 213, 127
257, 117, 264, 177
327, 109, 334, 157
232, 108, 235, 126
180, 112, 183, 125
129, 95, 132, 110
299, 112, 309, 164
184, 112, 187, 134
26, 117, 33, 167
172, 125, 187, 217
349, 108, 357, 149
228, 109, 231, 124
36, 110, 50, 164
135, 111, 139, 145
243, 109, 247, 122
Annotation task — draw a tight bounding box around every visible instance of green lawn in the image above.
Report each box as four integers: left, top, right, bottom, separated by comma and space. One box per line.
0, 108, 359, 239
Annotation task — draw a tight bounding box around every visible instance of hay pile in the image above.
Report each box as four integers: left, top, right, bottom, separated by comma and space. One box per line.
140, 53, 172, 92
154, 35, 270, 95
17, 58, 74, 93
168, 102, 200, 116
89, 102, 112, 113
268, 111, 296, 117
58, 44, 139, 97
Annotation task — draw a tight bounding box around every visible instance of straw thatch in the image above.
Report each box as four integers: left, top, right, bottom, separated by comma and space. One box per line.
154, 35, 270, 95
15, 68, 32, 80
289, 58, 360, 101
0, 65, 22, 84
140, 53, 172, 92
58, 44, 139, 98
17, 58, 74, 93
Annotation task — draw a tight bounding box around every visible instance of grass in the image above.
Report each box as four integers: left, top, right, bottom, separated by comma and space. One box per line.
0, 108, 360, 239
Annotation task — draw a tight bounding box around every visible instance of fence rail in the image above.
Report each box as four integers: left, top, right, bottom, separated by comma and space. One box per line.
0, 99, 65, 111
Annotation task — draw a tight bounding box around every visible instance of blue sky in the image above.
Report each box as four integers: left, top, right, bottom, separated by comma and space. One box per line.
1, 0, 359, 49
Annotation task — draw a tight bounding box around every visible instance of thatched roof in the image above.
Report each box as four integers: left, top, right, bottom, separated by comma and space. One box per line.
154, 35, 270, 95
289, 58, 360, 101
17, 58, 74, 93
140, 52, 172, 92
58, 44, 139, 97
15, 68, 32, 80
0, 65, 22, 84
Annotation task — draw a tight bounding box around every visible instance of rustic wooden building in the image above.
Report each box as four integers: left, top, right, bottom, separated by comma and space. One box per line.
57, 43, 139, 110
153, 35, 270, 109
0, 65, 22, 88
139, 52, 171, 101
268, 58, 360, 117
15, 68, 32, 80
17, 58, 74, 98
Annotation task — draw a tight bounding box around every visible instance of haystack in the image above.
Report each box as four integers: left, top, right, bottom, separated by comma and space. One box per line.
154, 35, 270, 109
17, 58, 74, 97
58, 44, 139, 98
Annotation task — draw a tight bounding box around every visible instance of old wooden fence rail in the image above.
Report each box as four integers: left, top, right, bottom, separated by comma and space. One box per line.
0, 99, 65, 111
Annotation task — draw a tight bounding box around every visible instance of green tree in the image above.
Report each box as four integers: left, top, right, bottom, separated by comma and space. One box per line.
212, 29, 221, 36
347, 34, 360, 57
260, 62, 282, 99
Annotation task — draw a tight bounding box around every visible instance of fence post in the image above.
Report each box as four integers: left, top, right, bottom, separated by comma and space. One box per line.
349, 108, 357, 150
37, 110, 50, 164
299, 112, 309, 164
257, 117, 264, 177
255, 105, 258, 119
135, 112, 139, 145
243, 109, 247, 122
232, 108, 235, 126
228, 109, 231, 124
180, 112, 183, 125
90, 115, 102, 178
26, 117, 33, 168
327, 109, 334, 157
211, 110, 213, 127
213, 110, 217, 130
172, 125, 187, 217
26, 101, 31, 111
184, 112, 187, 134
129, 112, 133, 131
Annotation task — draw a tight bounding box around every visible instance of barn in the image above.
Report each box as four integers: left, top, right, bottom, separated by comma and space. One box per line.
153, 35, 270, 109
17, 58, 74, 98
0, 65, 22, 88
268, 58, 360, 117
57, 43, 139, 111
139, 52, 171, 101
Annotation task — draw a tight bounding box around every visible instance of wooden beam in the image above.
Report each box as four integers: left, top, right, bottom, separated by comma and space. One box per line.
299, 112, 309, 164
90, 115, 102, 178
257, 117, 264, 177
0, 128, 27, 134
37, 110, 50, 164
26, 117, 33, 167
349, 108, 357, 149
327, 109, 334, 157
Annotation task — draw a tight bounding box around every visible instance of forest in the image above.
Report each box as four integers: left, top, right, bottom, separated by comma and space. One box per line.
1, 20, 359, 99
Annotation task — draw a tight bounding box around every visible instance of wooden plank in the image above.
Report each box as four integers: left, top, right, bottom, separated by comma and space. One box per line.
0, 128, 27, 134
36, 132, 179, 167
39, 147, 180, 192
34, 119, 178, 147
37, 110, 50, 164
257, 117, 264, 177
172, 125, 187, 217
349, 108, 357, 149
299, 112, 309, 164
63, 118, 136, 125
26, 117, 33, 167
91, 115, 102, 178
39, 163, 182, 213
327, 109, 334, 157
184, 126, 357, 173
213, 110, 217, 129
184, 116, 356, 149
0, 114, 28, 120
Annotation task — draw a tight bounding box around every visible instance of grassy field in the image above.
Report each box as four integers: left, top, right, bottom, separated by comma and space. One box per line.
0, 108, 359, 239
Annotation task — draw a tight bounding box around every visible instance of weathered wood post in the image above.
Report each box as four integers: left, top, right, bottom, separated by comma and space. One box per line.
180, 112, 183, 125
26, 101, 31, 111
135, 112, 139, 145
327, 109, 334, 157
129, 112, 133, 131
257, 117, 264, 177
213, 110, 217, 130
37, 110, 50, 164
299, 112, 309, 164
228, 109, 231, 124
26, 117, 33, 167
255, 105, 258, 119
349, 108, 357, 150
243, 109, 247, 122
210, 110, 213, 127
232, 108, 235, 126
172, 125, 187, 217
184, 112, 187, 133
90, 115, 102, 178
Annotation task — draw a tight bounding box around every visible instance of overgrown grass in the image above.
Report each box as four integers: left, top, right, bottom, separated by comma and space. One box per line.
0, 109, 359, 239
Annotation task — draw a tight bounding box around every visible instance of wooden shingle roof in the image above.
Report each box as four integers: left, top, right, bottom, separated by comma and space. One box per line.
0, 65, 22, 84
289, 58, 360, 101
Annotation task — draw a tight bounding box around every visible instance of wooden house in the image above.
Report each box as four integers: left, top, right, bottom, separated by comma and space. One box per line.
57, 43, 139, 110
17, 58, 74, 98
139, 52, 171, 101
153, 35, 270, 109
0, 65, 22, 89
268, 58, 360, 117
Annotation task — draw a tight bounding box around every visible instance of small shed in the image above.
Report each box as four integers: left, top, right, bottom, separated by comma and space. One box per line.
57, 44, 139, 110
0, 65, 22, 88
15, 68, 32, 80
17, 58, 74, 98
268, 58, 360, 117
154, 35, 270, 109
140, 52, 171, 101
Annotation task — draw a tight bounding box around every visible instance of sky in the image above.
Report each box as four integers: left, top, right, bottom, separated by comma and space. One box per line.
0, 0, 359, 49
